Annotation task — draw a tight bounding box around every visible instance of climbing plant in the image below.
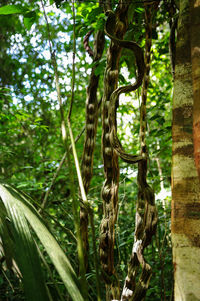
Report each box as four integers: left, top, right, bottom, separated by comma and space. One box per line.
0, 0, 174, 300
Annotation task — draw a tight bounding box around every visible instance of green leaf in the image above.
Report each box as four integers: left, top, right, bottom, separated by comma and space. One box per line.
135, 7, 144, 13
23, 11, 37, 30
87, 7, 102, 21
0, 196, 49, 301
0, 5, 26, 15
149, 113, 161, 121
0, 202, 13, 270
127, 3, 135, 23
0, 183, 84, 301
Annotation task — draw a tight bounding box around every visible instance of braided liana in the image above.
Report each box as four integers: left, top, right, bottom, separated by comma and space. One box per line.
83, 30, 94, 58
99, 5, 130, 300
120, 5, 158, 300
106, 10, 145, 164
80, 29, 105, 271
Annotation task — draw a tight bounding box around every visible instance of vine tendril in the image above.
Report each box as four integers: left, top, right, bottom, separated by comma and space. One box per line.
105, 10, 146, 164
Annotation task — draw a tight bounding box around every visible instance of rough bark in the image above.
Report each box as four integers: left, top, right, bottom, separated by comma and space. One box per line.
172, 0, 200, 299
190, 0, 200, 182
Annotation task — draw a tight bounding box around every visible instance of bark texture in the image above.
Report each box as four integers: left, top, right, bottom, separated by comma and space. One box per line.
172, 0, 200, 299
190, 0, 200, 182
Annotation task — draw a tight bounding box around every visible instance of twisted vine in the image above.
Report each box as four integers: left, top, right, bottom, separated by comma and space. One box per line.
105, 10, 145, 164
80, 28, 105, 272
99, 4, 130, 300
121, 4, 158, 300
83, 30, 94, 58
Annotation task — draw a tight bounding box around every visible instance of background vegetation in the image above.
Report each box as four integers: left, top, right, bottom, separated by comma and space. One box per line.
0, 0, 174, 300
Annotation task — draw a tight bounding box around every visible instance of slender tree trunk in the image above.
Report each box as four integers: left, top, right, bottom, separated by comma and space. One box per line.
172, 0, 200, 299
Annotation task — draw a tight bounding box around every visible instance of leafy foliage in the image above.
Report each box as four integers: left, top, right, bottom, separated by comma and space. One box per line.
0, 183, 84, 301
0, 0, 174, 300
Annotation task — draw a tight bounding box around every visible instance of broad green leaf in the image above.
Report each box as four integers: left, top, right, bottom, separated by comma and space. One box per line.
23, 11, 37, 30
0, 202, 13, 270
0, 197, 49, 301
0, 183, 84, 301
7, 207, 49, 300
0, 5, 26, 15
87, 7, 102, 21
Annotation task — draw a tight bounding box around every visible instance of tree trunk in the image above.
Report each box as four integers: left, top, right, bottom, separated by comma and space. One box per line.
172, 0, 200, 299
190, 0, 200, 182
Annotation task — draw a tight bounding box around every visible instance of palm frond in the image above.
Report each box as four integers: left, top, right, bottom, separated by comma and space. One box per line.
0, 183, 84, 301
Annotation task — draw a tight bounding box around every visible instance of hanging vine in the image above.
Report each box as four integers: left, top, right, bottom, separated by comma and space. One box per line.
99, 2, 143, 300
83, 30, 94, 58
120, 4, 158, 300
80, 25, 105, 272
106, 10, 145, 164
